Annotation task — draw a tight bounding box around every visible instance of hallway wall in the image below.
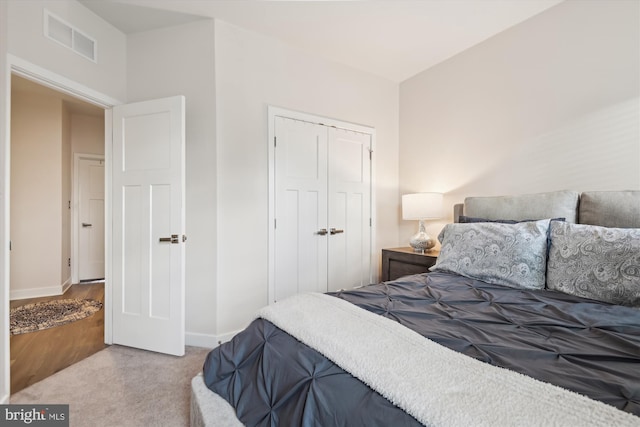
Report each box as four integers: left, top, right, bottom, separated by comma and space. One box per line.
10, 79, 104, 300
10, 88, 66, 299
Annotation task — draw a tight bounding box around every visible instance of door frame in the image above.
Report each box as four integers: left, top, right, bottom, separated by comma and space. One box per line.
2, 55, 122, 401
72, 153, 105, 284
267, 106, 377, 305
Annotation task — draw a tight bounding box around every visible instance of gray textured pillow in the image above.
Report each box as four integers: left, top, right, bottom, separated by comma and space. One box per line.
547, 222, 640, 307
431, 220, 550, 290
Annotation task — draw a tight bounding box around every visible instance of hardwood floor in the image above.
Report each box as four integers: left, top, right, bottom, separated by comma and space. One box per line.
10, 282, 107, 394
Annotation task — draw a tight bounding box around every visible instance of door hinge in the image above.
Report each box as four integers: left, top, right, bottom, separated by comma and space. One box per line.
274, 219, 277, 229
68, 258, 71, 267
274, 136, 277, 147
369, 218, 372, 227
369, 149, 373, 160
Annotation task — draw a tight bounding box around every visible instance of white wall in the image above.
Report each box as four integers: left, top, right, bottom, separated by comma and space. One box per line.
126, 18, 400, 342
399, 0, 640, 242
126, 20, 218, 343
10, 90, 64, 297
7, 0, 126, 102
214, 21, 399, 335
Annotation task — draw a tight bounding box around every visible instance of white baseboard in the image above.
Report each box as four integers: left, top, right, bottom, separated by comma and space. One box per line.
0, 392, 8, 404
10, 284, 66, 301
186, 329, 242, 349
185, 331, 218, 349
9, 277, 73, 301
61, 277, 72, 294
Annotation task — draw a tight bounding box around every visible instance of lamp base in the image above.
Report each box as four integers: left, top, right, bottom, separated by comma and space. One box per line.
409, 220, 435, 254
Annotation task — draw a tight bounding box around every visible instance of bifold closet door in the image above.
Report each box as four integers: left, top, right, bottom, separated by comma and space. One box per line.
327, 128, 371, 291
274, 117, 328, 302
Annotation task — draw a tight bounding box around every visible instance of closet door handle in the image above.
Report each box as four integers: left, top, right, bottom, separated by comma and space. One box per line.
317, 229, 328, 236
330, 228, 344, 235
159, 234, 180, 244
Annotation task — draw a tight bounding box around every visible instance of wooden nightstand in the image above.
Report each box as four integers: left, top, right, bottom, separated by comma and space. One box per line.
381, 247, 440, 282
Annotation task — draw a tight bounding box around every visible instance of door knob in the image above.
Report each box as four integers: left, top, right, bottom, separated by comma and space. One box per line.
330, 228, 344, 235
82, 223, 92, 227
317, 229, 328, 236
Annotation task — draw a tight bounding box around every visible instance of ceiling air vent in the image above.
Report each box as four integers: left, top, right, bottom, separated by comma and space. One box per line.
44, 10, 97, 63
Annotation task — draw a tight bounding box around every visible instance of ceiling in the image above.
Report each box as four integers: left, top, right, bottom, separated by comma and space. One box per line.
79, 0, 564, 83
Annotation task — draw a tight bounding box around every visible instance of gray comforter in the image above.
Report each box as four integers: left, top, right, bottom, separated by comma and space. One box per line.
203, 271, 640, 426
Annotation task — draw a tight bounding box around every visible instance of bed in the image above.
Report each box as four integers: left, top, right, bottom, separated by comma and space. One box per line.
191, 190, 640, 426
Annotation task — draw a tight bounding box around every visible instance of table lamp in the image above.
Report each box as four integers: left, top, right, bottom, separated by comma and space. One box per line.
402, 192, 443, 253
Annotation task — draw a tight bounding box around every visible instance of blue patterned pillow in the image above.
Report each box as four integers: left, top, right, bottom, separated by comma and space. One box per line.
431, 220, 550, 290
547, 222, 640, 307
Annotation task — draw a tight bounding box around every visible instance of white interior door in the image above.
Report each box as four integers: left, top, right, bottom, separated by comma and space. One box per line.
274, 117, 328, 302
272, 113, 372, 301
78, 157, 104, 281
112, 96, 186, 356
327, 128, 371, 291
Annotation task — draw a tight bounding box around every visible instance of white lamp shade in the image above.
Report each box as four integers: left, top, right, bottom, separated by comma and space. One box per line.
402, 192, 443, 220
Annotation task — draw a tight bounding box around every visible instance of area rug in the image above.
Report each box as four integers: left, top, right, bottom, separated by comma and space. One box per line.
10, 299, 103, 335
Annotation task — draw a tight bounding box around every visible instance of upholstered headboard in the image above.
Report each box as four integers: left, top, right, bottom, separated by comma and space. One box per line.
454, 190, 640, 228
578, 191, 640, 228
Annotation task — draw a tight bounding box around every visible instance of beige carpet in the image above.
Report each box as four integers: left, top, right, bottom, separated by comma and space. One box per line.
11, 345, 211, 427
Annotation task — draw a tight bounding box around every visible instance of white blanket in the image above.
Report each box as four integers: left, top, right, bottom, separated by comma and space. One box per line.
257, 293, 640, 427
